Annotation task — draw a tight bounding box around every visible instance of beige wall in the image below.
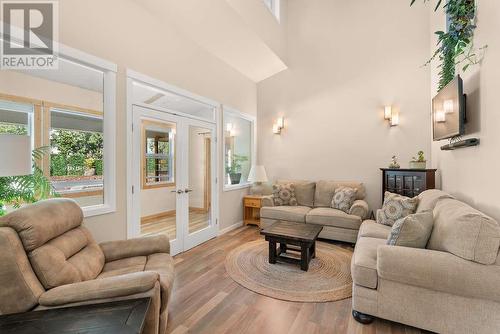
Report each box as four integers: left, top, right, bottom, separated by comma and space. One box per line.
430, 1, 500, 220
56, 0, 255, 242
257, 0, 431, 211
226, 0, 287, 63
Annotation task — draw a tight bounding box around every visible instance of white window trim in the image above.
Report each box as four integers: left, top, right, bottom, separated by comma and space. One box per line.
0, 29, 117, 218
54, 45, 117, 218
82, 68, 116, 218
222, 106, 256, 192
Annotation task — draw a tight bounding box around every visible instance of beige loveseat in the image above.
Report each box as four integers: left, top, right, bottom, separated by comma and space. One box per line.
0, 199, 175, 334
260, 180, 370, 243
351, 189, 500, 333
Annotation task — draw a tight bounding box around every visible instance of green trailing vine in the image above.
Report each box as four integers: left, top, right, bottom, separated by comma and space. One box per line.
411, 0, 487, 91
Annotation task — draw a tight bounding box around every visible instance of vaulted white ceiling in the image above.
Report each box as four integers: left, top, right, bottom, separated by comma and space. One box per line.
133, 0, 288, 83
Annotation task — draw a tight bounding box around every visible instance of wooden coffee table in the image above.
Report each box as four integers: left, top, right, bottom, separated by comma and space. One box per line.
260, 221, 323, 271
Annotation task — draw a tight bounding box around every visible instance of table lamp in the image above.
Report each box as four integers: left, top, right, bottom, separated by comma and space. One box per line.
248, 165, 268, 195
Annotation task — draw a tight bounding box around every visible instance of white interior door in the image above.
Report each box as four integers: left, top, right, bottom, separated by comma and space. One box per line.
132, 105, 217, 255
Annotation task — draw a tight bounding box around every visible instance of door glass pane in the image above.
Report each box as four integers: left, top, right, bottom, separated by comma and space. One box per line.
140, 119, 177, 241
188, 125, 211, 234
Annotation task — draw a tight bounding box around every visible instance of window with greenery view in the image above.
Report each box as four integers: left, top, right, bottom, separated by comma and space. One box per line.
50, 109, 104, 202
0, 53, 116, 216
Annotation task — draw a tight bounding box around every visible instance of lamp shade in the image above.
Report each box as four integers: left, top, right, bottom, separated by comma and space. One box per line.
0, 134, 32, 177
247, 165, 268, 183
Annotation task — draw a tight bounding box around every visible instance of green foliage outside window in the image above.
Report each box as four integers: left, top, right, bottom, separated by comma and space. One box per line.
0, 122, 28, 135
50, 129, 103, 177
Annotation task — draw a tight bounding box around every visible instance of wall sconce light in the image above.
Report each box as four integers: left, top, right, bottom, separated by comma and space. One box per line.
273, 117, 284, 134
390, 109, 399, 126
383, 105, 399, 126
384, 106, 392, 120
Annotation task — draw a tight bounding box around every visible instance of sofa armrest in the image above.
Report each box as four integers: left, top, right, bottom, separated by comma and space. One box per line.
38, 272, 159, 307
349, 200, 370, 220
100, 235, 170, 262
261, 195, 274, 207
377, 245, 500, 302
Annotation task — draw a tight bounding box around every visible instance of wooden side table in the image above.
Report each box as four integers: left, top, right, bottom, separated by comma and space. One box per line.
243, 195, 264, 227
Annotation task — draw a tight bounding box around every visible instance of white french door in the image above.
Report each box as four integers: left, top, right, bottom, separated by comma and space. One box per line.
132, 105, 218, 255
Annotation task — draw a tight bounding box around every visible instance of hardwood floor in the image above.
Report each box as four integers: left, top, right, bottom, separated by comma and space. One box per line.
141, 211, 210, 239
167, 226, 428, 334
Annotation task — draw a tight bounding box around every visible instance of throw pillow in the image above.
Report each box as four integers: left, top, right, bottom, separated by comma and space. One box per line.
377, 192, 419, 226
331, 187, 357, 213
387, 211, 434, 248
272, 183, 298, 206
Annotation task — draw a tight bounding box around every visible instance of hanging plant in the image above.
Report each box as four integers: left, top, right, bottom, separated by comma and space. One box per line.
411, 0, 487, 91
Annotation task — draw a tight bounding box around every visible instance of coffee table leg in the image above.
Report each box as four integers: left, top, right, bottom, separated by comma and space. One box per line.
311, 241, 316, 259
269, 240, 277, 264
301, 245, 309, 271
279, 243, 287, 255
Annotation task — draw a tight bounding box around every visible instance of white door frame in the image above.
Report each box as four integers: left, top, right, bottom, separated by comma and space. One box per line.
126, 70, 220, 254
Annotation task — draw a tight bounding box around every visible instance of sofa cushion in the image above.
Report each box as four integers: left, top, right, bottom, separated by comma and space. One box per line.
98, 256, 147, 279
331, 186, 357, 213
417, 189, 454, 213
260, 206, 311, 223
272, 183, 298, 206
306, 208, 362, 230
98, 253, 175, 313
0, 198, 83, 252
377, 192, 419, 226
351, 237, 385, 289
28, 226, 105, 289
387, 211, 434, 248
313, 180, 336, 207
0, 227, 45, 315
358, 220, 391, 240
428, 198, 500, 265
334, 181, 366, 200
277, 180, 315, 207
314, 181, 366, 207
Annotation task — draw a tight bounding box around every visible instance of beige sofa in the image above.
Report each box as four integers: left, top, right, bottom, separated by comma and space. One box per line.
351, 189, 500, 333
260, 180, 370, 243
0, 199, 175, 334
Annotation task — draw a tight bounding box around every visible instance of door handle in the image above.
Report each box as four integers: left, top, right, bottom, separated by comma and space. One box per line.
171, 189, 183, 194
184, 188, 193, 193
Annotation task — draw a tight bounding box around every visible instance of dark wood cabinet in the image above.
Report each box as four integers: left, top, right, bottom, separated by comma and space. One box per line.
380, 168, 437, 203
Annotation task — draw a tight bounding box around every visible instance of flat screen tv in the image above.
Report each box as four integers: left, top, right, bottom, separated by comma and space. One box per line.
432, 75, 466, 141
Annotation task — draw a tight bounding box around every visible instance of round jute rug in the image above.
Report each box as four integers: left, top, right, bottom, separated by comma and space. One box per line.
225, 240, 353, 302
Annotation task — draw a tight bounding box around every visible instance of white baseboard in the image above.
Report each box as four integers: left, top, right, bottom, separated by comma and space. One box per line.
218, 220, 243, 236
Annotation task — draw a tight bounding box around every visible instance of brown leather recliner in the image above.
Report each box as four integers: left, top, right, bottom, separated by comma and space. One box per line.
0, 198, 175, 334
